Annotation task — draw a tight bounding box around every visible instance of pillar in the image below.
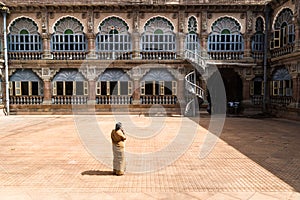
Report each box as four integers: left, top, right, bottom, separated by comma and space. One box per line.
295, 20, 300, 52
132, 31, 141, 59
86, 33, 97, 59
176, 32, 185, 59
132, 79, 140, 105
242, 78, 251, 105
88, 79, 96, 105
43, 79, 52, 105
42, 33, 52, 59
244, 34, 252, 59
292, 74, 300, 108
201, 34, 208, 57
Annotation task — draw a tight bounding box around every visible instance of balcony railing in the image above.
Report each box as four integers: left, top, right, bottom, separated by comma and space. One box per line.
140, 51, 176, 60
251, 95, 263, 105
271, 44, 294, 58
10, 96, 44, 105
8, 52, 42, 60
270, 96, 293, 106
52, 52, 87, 60
208, 51, 244, 60
96, 52, 132, 60
140, 95, 177, 104
96, 95, 132, 104
52, 96, 88, 105
251, 51, 264, 60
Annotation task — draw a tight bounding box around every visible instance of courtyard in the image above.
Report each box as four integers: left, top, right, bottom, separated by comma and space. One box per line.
0, 112, 299, 199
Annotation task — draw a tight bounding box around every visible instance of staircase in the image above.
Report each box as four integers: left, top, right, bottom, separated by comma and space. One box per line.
184, 49, 207, 116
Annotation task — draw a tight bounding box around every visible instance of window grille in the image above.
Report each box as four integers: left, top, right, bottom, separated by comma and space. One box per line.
208, 34, 244, 52
96, 34, 131, 52
51, 34, 87, 52
141, 34, 176, 52
8, 34, 42, 52
185, 34, 200, 52
251, 33, 264, 52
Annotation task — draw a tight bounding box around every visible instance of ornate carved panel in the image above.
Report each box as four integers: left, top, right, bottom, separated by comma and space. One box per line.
141, 69, 175, 81
10, 69, 41, 81
98, 69, 130, 81
53, 69, 86, 81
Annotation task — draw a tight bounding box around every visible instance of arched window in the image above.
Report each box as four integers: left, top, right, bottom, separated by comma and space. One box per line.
185, 16, 200, 52
250, 77, 264, 96
271, 68, 292, 97
8, 17, 42, 53
51, 17, 87, 52
9, 69, 43, 97
52, 69, 88, 97
141, 17, 176, 59
96, 17, 132, 60
271, 8, 295, 49
140, 69, 177, 104
251, 17, 265, 59
208, 17, 244, 59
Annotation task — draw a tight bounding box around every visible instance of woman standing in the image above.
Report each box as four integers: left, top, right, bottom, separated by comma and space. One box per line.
111, 122, 126, 176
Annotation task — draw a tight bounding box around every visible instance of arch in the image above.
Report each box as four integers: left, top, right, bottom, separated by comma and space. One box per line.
143, 16, 174, 34
8, 17, 39, 34
273, 8, 293, 30
53, 16, 84, 34
255, 16, 265, 33
211, 16, 241, 34
188, 16, 198, 34
53, 69, 86, 81
98, 69, 130, 81
10, 69, 41, 82
141, 69, 175, 81
272, 68, 292, 81
99, 16, 129, 34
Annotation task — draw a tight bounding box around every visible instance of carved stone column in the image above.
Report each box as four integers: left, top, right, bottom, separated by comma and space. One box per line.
244, 34, 252, 59
43, 79, 52, 104
86, 33, 97, 59
127, 67, 150, 105
235, 68, 255, 105
295, 19, 300, 52
132, 11, 141, 60
42, 33, 52, 59
132, 31, 141, 60
33, 68, 59, 105
176, 32, 185, 59
88, 80, 96, 105
79, 66, 104, 105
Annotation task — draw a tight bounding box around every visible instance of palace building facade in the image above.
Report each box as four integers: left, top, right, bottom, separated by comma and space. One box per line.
0, 0, 299, 119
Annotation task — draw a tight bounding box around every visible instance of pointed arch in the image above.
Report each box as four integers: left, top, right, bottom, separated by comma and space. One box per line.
98, 69, 131, 82
8, 17, 42, 53
188, 16, 198, 34
53, 69, 86, 81
53, 16, 84, 34
211, 17, 241, 34
10, 69, 41, 81
8, 17, 39, 34
141, 69, 175, 81
273, 8, 293, 30
99, 16, 129, 34
96, 16, 132, 56
255, 17, 265, 33
141, 16, 176, 55
143, 16, 174, 34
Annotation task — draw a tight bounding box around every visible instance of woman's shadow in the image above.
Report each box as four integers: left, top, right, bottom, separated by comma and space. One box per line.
81, 170, 114, 176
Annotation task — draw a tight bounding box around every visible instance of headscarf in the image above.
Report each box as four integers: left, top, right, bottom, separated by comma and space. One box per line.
115, 122, 122, 131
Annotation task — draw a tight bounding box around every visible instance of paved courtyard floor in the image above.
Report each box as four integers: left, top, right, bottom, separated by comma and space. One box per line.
0, 113, 299, 200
